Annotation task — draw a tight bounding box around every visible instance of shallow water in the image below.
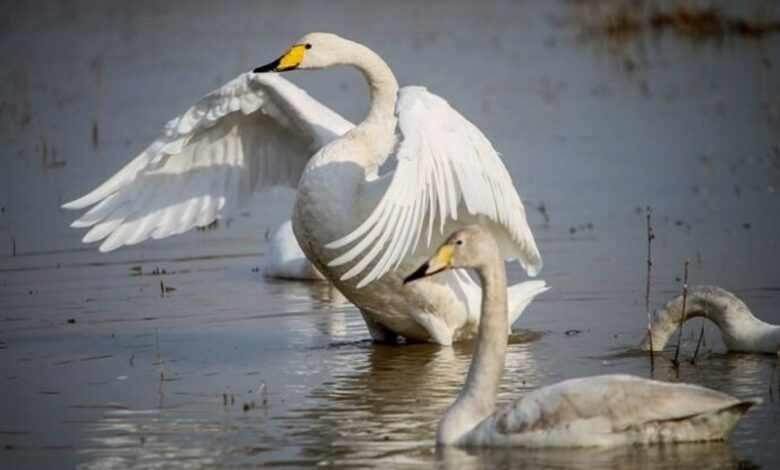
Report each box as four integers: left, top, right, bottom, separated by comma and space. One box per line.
1, 1, 779, 469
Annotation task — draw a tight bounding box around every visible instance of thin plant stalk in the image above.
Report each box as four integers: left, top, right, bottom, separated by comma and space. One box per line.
644, 207, 655, 373
690, 291, 708, 365
155, 328, 165, 408
672, 260, 689, 368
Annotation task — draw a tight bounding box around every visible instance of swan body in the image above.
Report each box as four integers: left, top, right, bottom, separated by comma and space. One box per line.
405, 226, 757, 447
640, 286, 780, 354
261, 220, 325, 280
63, 32, 544, 344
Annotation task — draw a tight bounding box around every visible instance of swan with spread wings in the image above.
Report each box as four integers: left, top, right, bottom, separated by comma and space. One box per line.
64, 32, 545, 344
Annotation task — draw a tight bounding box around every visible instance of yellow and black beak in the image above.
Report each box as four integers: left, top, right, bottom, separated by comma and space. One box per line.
254, 44, 307, 73
403, 244, 455, 284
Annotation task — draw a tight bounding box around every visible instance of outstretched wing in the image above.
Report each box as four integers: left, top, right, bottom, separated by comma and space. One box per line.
63, 72, 353, 252
326, 86, 541, 288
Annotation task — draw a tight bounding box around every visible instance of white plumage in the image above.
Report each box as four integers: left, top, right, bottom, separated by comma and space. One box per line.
466, 374, 754, 447
63, 73, 353, 252
327, 88, 541, 288
641, 286, 780, 354
64, 32, 544, 344
261, 220, 325, 281
405, 225, 756, 447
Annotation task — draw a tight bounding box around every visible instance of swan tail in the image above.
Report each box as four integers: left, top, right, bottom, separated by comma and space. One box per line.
507, 280, 549, 326
707, 399, 761, 437
638, 398, 760, 444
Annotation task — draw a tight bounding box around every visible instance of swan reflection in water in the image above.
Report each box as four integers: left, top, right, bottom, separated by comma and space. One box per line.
438, 442, 750, 470
75, 334, 762, 469
73, 278, 767, 469
297, 341, 759, 468
75, 335, 541, 469
289, 333, 544, 467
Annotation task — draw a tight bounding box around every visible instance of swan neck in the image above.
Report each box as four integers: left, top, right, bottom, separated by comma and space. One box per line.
352, 46, 398, 129
316, 40, 398, 172
643, 286, 779, 352
437, 261, 508, 445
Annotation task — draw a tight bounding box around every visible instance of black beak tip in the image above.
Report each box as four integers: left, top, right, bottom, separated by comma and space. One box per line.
253, 59, 281, 74
403, 263, 429, 284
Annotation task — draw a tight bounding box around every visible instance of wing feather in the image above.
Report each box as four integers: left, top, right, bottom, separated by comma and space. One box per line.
483, 374, 745, 441
64, 73, 353, 251
326, 86, 541, 287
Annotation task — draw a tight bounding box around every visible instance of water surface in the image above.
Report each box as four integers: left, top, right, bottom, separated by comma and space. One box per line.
1, 1, 778, 468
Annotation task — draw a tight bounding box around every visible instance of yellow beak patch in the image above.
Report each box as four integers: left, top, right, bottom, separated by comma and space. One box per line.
436, 244, 455, 266
278, 44, 306, 71
403, 243, 455, 284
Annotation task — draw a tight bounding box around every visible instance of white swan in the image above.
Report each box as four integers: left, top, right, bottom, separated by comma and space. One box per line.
261, 220, 325, 281
640, 286, 780, 354
405, 225, 757, 447
63, 32, 544, 344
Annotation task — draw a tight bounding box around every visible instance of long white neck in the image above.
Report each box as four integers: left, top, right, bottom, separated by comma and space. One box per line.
641, 286, 780, 354
323, 39, 399, 172
350, 43, 398, 132
437, 261, 508, 445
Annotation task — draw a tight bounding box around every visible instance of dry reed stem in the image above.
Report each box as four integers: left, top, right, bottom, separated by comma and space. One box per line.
672, 260, 689, 368
690, 291, 708, 364
645, 207, 655, 373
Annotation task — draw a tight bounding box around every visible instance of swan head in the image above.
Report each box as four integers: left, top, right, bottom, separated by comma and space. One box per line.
404, 225, 499, 283
253, 32, 349, 73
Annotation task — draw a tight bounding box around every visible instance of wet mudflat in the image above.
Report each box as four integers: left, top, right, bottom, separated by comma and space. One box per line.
1, 1, 778, 468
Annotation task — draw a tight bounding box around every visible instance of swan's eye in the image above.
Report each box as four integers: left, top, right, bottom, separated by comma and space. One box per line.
456, 240, 463, 246
305, 43, 312, 50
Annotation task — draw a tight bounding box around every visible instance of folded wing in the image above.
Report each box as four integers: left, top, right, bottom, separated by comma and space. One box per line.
492, 374, 746, 437
64, 73, 353, 252
326, 86, 541, 288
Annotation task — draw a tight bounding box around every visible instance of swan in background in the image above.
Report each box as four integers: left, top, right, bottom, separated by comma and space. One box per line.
63, 32, 544, 344
261, 221, 325, 280
640, 286, 780, 354
405, 226, 757, 447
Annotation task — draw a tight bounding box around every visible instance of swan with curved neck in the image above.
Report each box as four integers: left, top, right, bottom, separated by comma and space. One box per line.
640, 286, 779, 354
406, 225, 756, 447
63, 32, 545, 345
256, 34, 401, 177
255, 33, 545, 344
